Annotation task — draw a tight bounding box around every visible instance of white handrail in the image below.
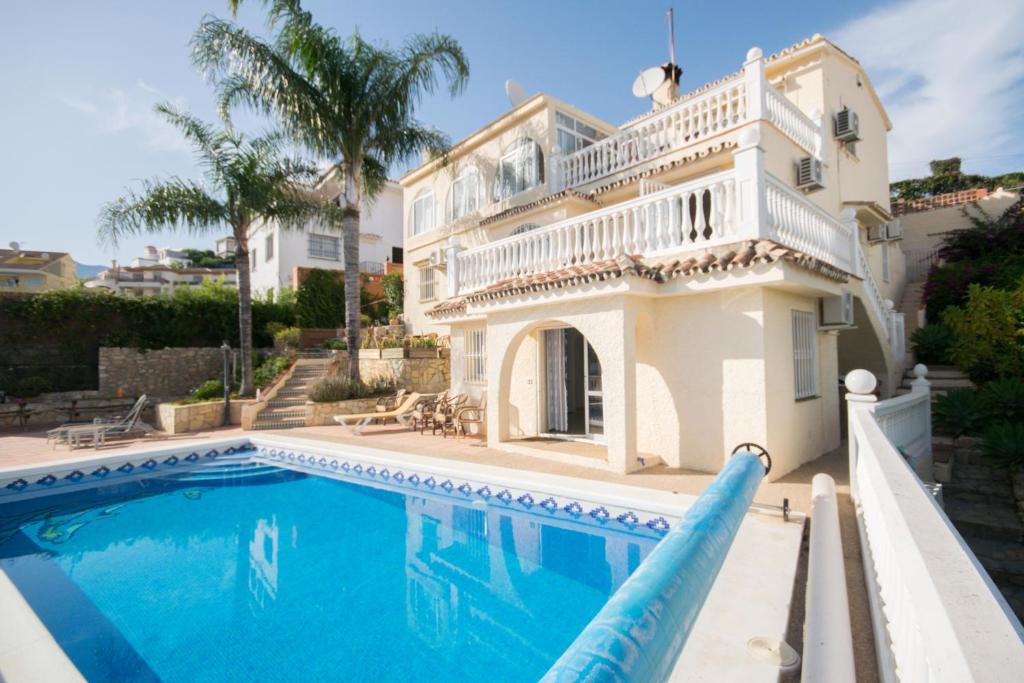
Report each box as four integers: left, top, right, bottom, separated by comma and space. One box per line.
558, 78, 748, 189
455, 170, 740, 294
765, 87, 821, 155
764, 174, 854, 273
845, 369, 1024, 682
803, 473, 856, 683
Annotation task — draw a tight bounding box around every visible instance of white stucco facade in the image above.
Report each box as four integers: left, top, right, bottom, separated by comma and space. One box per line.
400, 35, 906, 479
248, 179, 403, 297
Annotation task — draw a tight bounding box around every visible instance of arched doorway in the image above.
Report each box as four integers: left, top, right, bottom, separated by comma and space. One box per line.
541, 327, 603, 440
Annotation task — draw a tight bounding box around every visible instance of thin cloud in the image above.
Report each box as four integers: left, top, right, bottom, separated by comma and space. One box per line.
56, 82, 190, 152
832, 0, 1024, 180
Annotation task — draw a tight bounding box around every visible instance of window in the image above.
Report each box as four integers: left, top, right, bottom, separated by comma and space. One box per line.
512, 222, 541, 235
265, 234, 274, 261
464, 326, 486, 384
250, 249, 257, 271
881, 243, 890, 283
418, 266, 437, 302
391, 246, 404, 264
555, 111, 605, 154
493, 138, 543, 201
446, 167, 481, 222
308, 233, 340, 260
792, 310, 818, 400
412, 189, 435, 235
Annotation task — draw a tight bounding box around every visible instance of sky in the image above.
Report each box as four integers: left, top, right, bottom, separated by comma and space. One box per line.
1, 0, 1022, 267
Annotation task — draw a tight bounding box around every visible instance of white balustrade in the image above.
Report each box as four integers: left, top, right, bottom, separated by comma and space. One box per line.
456, 171, 740, 294
845, 369, 1024, 682
765, 174, 855, 273
765, 87, 822, 156
559, 79, 749, 189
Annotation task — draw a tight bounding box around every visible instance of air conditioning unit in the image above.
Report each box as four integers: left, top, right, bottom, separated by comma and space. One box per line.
834, 108, 860, 142
796, 157, 825, 191
883, 218, 903, 241
819, 291, 855, 328
429, 248, 447, 267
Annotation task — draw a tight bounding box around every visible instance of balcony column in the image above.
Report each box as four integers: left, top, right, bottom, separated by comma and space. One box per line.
743, 46, 766, 121
732, 125, 769, 240
811, 108, 828, 164
842, 208, 861, 277
549, 145, 564, 193
445, 236, 464, 298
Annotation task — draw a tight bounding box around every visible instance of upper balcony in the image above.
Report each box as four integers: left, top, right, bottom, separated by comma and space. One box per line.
550, 47, 824, 193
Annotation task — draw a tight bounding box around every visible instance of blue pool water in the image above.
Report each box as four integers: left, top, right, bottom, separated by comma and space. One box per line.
0, 459, 658, 682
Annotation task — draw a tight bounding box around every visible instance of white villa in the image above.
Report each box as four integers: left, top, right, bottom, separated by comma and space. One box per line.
247, 176, 404, 297
400, 35, 908, 480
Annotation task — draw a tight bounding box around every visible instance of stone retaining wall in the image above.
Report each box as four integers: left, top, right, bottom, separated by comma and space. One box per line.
99, 347, 228, 398
156, 399, 255, 434
305, 398, 380, 426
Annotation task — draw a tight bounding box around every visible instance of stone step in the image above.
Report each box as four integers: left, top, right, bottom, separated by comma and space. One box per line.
903, 368, 969, 381
945, 499, 1024, 543
251, 417, 305, 430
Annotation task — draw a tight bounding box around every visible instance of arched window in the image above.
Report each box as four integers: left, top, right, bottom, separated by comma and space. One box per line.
493, 138, 544, 201
512, 222, 541, 235
446, 167, 482, 222
411, 189, 435, 235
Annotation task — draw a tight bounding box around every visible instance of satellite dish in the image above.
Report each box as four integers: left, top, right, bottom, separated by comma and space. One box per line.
632, 66, 668, 98
8, 241, 19, 253
505, 79, 527, 107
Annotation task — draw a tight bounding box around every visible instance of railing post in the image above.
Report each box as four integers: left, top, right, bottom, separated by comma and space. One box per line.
911, 363, 932, 467
549, 144, 564, 193
732, 125, 769, 240
844, 369, 878, 501
842, 208, 860, 277
810, 107, 828, 164
445, 236, 464, 298
743, 46, 766, 121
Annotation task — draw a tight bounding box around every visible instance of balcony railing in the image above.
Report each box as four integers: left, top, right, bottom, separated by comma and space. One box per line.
551, 47, 823, 192
453, 158, 855, 298
845, 368, 1024, 680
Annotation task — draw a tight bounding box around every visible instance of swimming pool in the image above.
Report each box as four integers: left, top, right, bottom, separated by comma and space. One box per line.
0, 448, 664, 682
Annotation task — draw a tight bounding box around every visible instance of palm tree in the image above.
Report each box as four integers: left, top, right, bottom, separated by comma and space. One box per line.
99, 103, 341, 395
192, 0, 469, 381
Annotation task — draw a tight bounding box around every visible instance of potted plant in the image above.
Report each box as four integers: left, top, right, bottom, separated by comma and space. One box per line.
358, 334, 381, 359
379, 336, 404, 359
406, 334, 439, 359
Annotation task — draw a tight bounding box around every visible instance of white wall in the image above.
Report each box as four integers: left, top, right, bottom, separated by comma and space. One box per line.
248, 182, 403, 298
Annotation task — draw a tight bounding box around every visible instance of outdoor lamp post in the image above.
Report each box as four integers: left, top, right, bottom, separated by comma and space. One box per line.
220, 341, 231, 426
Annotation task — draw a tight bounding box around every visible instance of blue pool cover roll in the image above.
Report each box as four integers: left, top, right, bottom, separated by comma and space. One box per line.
540, 452, 767, 683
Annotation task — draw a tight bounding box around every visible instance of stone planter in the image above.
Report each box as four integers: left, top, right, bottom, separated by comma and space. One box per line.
157, 399, 255, 435
407, 348, 438, 359
933, 455, 954, 483
305, 397, 382, 426
381, 348, 404, 359
359, 349, 381, 360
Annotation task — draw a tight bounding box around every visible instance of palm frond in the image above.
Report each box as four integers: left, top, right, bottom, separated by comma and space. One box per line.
98, 179, 227, 246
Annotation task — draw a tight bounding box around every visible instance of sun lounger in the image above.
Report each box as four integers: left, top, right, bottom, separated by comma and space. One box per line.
334, 393, 421, 435
49, 395, 151, 449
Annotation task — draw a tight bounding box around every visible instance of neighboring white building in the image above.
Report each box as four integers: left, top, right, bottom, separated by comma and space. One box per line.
84, 262, 237, 296
215, 236, 237, 259
129, 245, 191, 268
247, 177, 403, 297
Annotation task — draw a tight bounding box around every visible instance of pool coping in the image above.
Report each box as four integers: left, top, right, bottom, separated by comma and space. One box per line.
0, 434, 807, 682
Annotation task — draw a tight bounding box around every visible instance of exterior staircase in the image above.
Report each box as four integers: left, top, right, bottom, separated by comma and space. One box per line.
251, 358, 331, 430
895, 365, 972, 397
939, 444, 1024, 621
900, 280, 926, 359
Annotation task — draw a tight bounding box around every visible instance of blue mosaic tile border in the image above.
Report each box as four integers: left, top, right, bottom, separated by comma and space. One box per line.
0, 444, 256, 499
0, 440, 673, 536
254, 445, 672, 536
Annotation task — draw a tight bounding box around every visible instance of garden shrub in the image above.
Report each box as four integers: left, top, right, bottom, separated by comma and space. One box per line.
308, 376, 395, 403
980, 378, 1024, 424
323, 339, 347, 350
979, 422, 1024, 470
296, 269, 345, 327
9, 376, 52, 398
942, 281, 1024, 382
910, 323, 953, 365
191, 379, 224, 401
381, 270, 404, 319
933, 388, 988, 439
273, 326, 301, 351
253, 355, 291, 389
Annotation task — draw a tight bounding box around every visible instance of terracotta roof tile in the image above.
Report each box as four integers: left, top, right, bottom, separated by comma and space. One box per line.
478, 189, 601, 226
427, 239, 848, 318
